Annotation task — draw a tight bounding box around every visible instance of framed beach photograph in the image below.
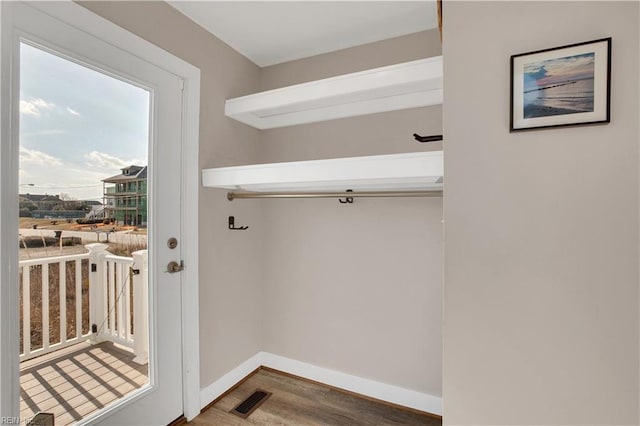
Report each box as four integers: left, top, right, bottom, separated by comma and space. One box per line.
510, 38, 611, 132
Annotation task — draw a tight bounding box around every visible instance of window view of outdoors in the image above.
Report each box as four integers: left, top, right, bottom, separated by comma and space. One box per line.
18, 42, 151, 425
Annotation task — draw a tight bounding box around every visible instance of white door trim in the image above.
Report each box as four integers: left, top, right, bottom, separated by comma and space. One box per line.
0, 2, 20, 420
0, 1, 202, 421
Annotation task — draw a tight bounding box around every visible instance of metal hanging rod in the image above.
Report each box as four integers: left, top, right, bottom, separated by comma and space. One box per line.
227, 190, 443, 201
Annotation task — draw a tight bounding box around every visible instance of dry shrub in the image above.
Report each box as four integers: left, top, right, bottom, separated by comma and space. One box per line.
107, 241, 147, 257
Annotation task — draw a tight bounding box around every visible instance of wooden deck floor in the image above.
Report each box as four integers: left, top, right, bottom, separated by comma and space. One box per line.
191, 368, 442, 426
20, 341, 148, 426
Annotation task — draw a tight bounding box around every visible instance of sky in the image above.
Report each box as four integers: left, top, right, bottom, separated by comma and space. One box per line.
19, 42, 150, 202
523, 52, 595, 91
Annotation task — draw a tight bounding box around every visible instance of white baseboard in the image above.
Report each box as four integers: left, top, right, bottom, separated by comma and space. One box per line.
259, 352, 443, 416
199, 352, 262, 410
199, 352, 443, 416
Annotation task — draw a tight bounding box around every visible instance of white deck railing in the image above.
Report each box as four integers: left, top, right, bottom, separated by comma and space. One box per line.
19, 244, 148, 364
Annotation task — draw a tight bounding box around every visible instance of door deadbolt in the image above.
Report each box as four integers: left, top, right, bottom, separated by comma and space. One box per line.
167, 261, 184, 273
167, 238, 178, 249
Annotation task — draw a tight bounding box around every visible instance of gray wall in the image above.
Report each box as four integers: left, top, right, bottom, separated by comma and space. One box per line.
443, 2, 639, 424
259, 29, 443, 396
81, 1, 444, 405
80, 1, 266, 389
260, 30, 442, 91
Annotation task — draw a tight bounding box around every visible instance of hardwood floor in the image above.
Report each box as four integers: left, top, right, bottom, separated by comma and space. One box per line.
191, 369, 441, 425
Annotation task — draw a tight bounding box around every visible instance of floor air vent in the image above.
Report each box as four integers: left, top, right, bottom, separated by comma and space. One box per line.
230, 389, 272, 419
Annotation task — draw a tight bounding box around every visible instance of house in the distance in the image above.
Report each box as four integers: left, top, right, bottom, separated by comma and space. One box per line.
85, 200, 105, 220
102, 165, 147, 226
20, 193, 99, 219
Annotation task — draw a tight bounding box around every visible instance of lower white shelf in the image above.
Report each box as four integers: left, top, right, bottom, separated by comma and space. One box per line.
201, 151, 443, 193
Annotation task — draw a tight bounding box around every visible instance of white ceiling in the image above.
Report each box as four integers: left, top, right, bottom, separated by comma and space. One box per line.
168, 1, 438, 67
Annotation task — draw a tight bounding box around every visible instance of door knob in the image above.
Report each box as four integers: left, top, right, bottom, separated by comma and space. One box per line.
167, 261, 184, 273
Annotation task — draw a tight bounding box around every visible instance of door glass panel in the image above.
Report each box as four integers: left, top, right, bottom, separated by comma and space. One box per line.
18, 42, 151, 425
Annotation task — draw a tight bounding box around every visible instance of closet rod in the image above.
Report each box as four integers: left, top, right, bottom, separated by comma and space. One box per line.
227, 190, 443, 201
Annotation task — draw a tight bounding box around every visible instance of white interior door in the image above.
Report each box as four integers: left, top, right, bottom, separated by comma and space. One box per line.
4, 3, 187, 424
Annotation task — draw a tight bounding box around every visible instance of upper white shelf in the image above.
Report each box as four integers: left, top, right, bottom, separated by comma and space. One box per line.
225, 56, 443, 129
202, 151, 443, 192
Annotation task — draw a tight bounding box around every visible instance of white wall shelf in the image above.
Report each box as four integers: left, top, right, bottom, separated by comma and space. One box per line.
202, 151, 443, 193
225, 56, 443, 129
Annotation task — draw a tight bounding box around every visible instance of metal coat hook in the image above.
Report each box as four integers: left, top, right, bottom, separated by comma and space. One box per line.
228, 216, 248, 230
338, 189, 354, 204
413, 133, 443, 143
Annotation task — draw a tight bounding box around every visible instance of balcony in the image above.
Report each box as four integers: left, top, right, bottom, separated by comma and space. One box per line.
104, 206, 143, 211
103, 192, 146, 197
20, 341, 148, 425
19, 245, 149, 425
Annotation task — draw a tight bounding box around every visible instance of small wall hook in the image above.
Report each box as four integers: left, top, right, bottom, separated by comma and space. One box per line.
338, 189, 354, 204
413, 133, 443, 143
228, 216, 248, 230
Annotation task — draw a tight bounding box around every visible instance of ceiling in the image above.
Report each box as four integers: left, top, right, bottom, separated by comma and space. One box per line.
168, 1, 438, 67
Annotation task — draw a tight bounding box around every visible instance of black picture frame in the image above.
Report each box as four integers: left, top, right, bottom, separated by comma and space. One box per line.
510, 37, 611, 132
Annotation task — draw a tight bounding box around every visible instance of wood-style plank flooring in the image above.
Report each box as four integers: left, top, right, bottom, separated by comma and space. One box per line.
20, 341, 148, 425
191, 369, 442, 426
